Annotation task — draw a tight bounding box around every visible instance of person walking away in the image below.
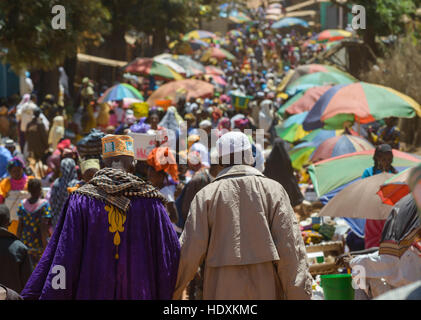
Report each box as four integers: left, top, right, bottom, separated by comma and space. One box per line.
173, 132, 313, 300
263, 138, 304, 208
25, 108, 49, 162
21, 135, 180, 299
49, 158, 79, 229
48, 116, 65, 151
17, 179, 52, 267
0, 204, 33, 294
146, 147, 180, 227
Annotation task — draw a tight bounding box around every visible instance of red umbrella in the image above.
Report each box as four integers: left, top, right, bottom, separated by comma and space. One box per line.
146, 80, 214, 105
285, 85, 334, 115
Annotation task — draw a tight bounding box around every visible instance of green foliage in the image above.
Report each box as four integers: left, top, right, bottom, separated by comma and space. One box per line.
347, 0, 418, 36
0, 0, 111, 71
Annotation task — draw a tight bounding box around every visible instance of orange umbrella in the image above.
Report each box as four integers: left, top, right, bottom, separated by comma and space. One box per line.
146, 80, 214, 105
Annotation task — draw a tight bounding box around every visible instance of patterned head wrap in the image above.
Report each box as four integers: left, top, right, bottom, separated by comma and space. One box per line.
147, 147, 179, 182
102, 135, 134, 159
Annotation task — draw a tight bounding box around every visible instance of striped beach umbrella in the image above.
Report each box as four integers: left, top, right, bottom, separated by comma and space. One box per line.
98, 84, 143, 103
303, 82, 421, 131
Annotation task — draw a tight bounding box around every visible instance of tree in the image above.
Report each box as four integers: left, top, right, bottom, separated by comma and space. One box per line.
332, 0, 419, 55
0, 0, 110, 99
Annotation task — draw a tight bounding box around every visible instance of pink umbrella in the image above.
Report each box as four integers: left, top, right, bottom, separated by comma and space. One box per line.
205, 66, 225, 76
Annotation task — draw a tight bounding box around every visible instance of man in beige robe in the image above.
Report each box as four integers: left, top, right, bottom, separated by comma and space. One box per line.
173, 131, 313, 300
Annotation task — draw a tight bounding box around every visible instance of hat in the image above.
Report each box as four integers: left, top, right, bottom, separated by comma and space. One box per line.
102, 135, 134, 159
216, 131, 252, 158
80, 159, 100, 174
199, 120, 212, 128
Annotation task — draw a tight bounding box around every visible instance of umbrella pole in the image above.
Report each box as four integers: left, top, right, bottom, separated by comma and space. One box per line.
358, 121, 361, 136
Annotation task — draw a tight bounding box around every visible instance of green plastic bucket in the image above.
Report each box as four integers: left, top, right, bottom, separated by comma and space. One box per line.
320, 274, 355, 300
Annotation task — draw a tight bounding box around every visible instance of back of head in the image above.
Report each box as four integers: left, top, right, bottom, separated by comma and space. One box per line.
216, 131, 254, 167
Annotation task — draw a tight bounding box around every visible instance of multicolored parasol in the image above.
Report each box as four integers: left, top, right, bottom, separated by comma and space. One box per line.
98, 83, 144, 103
276, 112, 311, 143
123, 58, 184, 80
288, 129, 343, 170
302, 82, 421, 131
281, 85, 334, 116
201, 47, 236, 62
316, 29, 353, 43
155, 54, 206, 78
285, 71, 356, 96
280, 64, 355, 92
308, 149, 421, 198
146, 79, 214, 105
318, 173, 395, 220
227, 30, 244, 38
310, 134, 373, 162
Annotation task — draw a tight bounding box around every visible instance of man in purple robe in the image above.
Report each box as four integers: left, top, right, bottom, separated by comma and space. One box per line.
21, 135, 180, 299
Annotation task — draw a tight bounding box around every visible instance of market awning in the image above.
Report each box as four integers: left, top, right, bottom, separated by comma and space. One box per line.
77, 53, 127, 68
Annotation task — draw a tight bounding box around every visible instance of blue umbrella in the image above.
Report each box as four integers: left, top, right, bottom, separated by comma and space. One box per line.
272, 17, 309, 29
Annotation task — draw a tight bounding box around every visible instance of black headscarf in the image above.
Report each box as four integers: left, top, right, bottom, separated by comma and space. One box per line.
263, 138, 304, 207
379, 194, 421, 257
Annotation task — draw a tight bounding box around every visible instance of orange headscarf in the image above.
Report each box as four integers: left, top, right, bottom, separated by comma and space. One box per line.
147, 147, 179, 182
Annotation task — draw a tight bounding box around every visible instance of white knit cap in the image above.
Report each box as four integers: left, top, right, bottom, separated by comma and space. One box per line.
216, 131, 252, 158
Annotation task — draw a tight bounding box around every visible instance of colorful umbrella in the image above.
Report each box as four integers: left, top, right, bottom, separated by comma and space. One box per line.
155, 54, 206, 78
377, 168, 412, 206
146, 80, 214, 105
280, 64, 356, 91
310, 134, 374, 162
205, 74, 227, 87
285, 71, 356, 96
98, 83, 144, 103
318, 173, 395, 220
183, 30, 217, 41
308, 149, 421, 198
302, 82, 421, 131
316, 29, 353, 43
201, 47, 236, 62
271, 17, 309, 29
282, 85, 334, 116
276, 112, 311, 143
123, 58, 184, 80
288, 130, 342, 170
